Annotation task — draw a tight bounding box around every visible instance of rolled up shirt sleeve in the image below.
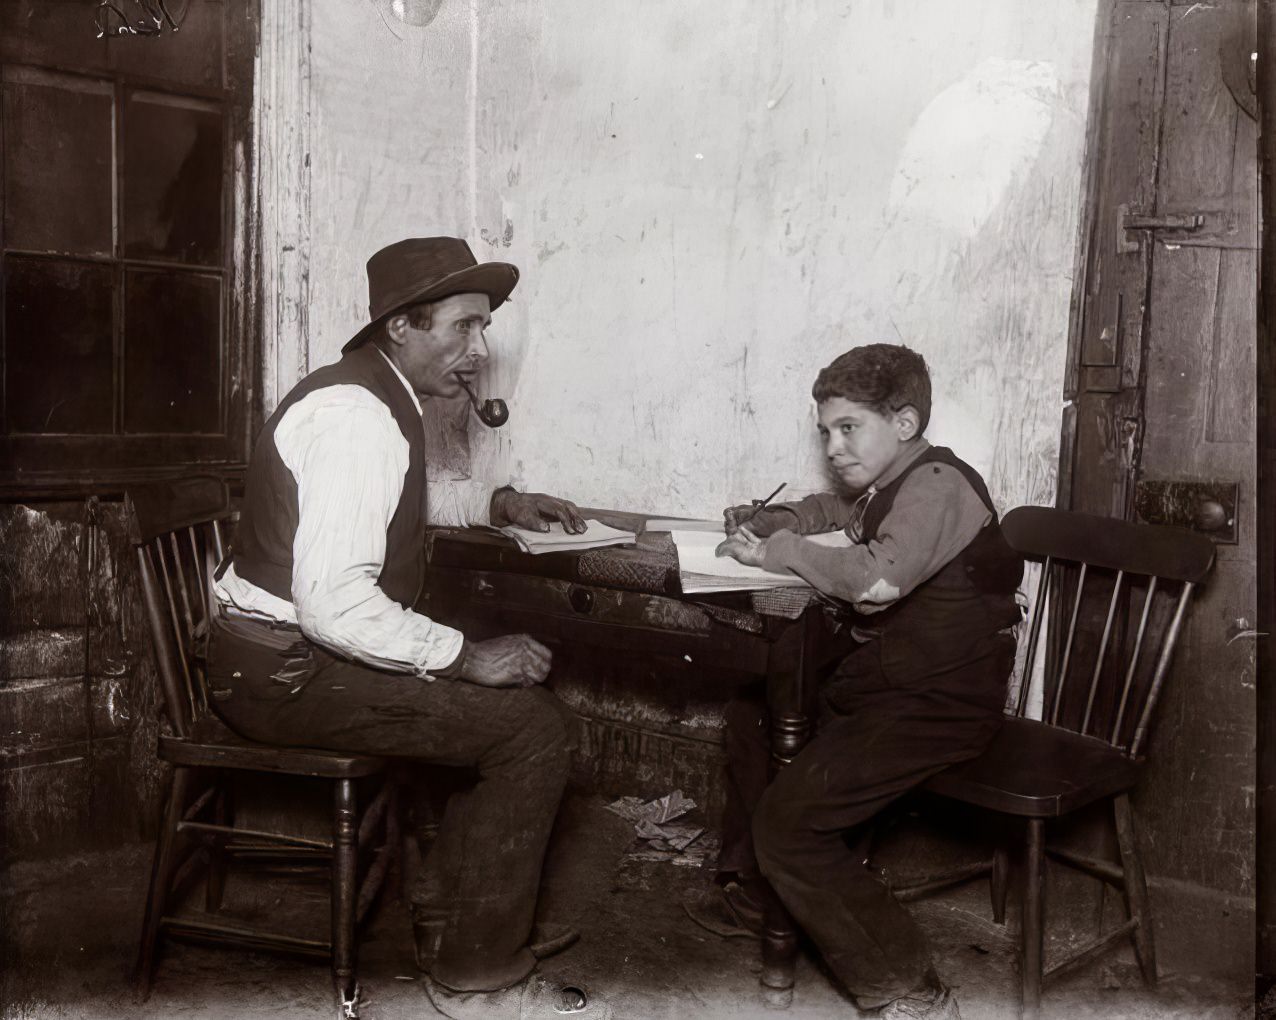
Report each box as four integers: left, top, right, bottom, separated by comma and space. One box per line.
277, 387, 465, 677
761, 464, 992, 613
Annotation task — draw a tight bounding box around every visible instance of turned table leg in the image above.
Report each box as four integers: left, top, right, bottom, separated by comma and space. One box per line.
758, 609, 823, 1009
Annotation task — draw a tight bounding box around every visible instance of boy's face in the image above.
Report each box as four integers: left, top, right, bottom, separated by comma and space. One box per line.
817, 397, 917, 491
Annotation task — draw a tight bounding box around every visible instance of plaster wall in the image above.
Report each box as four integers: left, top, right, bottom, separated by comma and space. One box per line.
301, 0, 1097, 524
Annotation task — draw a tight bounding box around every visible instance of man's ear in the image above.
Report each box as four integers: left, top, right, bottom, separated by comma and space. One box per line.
894, 405, 921, 441
384, 314, 411, 347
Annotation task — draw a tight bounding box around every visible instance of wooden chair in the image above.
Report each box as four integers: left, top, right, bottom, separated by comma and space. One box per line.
127, 476, 398, 1019
888, 506, 1215, 1017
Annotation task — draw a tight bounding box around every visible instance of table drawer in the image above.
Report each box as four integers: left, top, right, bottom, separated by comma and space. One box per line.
440, 568, 712, 632
421, 567, 769, 671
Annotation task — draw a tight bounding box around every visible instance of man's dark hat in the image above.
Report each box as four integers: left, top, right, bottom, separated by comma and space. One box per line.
342, 237, 519, 353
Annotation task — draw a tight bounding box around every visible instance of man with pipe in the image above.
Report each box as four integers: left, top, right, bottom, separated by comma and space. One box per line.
208, 237, 602, 1019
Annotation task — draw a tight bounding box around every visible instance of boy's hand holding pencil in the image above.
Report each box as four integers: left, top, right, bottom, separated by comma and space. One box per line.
721, 482, 795, 538
722, 504, 797, 538
718, 482, 787, 566
715, 525, 767, 567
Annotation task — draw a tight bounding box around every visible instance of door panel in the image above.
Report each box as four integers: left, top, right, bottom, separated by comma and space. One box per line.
1063, 0, 1257, 923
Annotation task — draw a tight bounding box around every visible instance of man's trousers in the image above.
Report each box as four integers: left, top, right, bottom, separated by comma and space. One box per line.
206, 612, 570, 993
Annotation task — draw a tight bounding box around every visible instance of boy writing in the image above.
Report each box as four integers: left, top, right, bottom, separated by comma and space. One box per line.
713, 344, 1022, 1020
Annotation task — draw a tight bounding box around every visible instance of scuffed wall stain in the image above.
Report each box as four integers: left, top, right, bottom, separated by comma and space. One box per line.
0, 630, 83, 679
1, 502, 164, 860
886, 59, 1060, 239
2, 677, 132, 751
0, 505, 85, 631
480, 218, 515, 248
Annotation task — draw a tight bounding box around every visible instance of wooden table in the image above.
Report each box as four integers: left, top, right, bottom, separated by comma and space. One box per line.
419, 514, 855, 1007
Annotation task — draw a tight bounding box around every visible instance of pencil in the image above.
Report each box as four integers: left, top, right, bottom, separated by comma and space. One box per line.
737, 482, 787, 526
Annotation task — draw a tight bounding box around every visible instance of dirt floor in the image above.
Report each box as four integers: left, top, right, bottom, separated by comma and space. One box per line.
0, 792, 1255, 1020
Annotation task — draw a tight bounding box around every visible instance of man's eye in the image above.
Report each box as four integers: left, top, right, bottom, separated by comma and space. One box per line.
456, 321, 471, 332
841, 424, 856, 434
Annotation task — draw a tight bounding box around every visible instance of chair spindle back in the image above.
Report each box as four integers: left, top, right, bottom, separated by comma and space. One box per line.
1002, 507, 1214, 758
126, 477, 233, 738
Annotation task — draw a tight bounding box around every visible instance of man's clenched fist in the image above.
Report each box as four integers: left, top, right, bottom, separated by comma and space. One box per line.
461, 634, 553, 688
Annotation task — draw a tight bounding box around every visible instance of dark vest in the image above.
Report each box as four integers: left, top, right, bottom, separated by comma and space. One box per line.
854, 446, 1023, 689
232, 344, 428, 609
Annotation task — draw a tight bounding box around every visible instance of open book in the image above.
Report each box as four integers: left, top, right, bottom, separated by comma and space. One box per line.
499, 520, 637, 555
660, 525, 852, 594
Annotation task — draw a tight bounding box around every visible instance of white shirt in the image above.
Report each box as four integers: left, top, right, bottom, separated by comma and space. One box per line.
214, 350, 466, 678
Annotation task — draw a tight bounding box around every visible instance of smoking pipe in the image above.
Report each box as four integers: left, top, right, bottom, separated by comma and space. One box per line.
453, 373, 510, 428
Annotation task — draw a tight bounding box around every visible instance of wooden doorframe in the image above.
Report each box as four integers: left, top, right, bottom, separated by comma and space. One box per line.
252, 0, 313, 433
1056, 0, 1174, 524
1256, 0, 1274, 987
1056, 0, 1120, 515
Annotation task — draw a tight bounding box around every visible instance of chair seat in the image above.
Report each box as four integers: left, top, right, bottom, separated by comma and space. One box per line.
159, 715, 386, 778
923, 717, 1141, 818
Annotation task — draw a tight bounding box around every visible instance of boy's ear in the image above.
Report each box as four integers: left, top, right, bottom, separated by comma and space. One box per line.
894, 405, 921, 441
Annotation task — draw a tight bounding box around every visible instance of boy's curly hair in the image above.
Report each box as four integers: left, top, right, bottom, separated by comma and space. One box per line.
812, 344, 932, 434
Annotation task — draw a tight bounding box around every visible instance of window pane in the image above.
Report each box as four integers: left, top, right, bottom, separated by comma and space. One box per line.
123, 269, 220, 434
4, 257, 114, 435
3, 75, 114, 256
122, 92, 223, 266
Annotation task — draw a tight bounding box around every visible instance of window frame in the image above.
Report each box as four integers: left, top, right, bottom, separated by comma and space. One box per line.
0, 4, 259, 500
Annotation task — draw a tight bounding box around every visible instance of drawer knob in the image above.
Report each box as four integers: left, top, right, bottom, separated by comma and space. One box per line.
475, 578, 495, 596
568, 586, 594, 614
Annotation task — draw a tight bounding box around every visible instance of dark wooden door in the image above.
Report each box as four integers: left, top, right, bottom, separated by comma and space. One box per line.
1060, 0, 1257, 972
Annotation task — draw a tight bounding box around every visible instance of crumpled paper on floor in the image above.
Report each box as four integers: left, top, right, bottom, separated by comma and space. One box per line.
607, 790, 709, 866
606, 790, 697, 825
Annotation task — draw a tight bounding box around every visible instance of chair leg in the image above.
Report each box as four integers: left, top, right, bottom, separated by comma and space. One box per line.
332, 779, 359, 1018
205, 774, 229, 914
991, 845, 1010, 925
1113, 793, 1157, 987
135, 766, 193, 1001
1021, 819, 1045, 1019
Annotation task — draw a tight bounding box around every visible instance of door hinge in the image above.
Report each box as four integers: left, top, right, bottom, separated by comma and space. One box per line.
1117, 204, 1205, 253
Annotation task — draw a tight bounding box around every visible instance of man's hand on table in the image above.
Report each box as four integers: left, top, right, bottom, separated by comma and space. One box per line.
722, 504, 797, 538
715, 526, 768, 568
491, 488, 587, 534
459, 634, 553, 688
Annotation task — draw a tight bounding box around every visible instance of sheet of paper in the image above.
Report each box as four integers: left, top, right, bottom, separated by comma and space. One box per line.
499, 520, 636, 555
670, 529, 811, 593
669, 527, 855, 593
